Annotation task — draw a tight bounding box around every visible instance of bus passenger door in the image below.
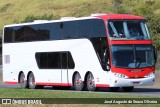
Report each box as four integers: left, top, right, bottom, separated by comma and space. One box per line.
61, 52, 69, 85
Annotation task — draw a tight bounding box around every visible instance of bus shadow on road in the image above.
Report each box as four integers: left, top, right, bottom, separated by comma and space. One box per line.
1, 84, 160, 93
44, 86, 160, 93
132, 88, 160, 92
95, 87, 160, 93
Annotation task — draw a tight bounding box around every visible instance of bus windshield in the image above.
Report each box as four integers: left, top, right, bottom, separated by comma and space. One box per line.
108, 20, 151, 40
111, 44, 155, 68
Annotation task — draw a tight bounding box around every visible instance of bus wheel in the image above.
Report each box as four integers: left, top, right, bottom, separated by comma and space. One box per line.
109, 87, 120, 92
74, 73, 84, 91
87, 73, 97, 91
19, 72, 27, 89
122, 86, 134, 92
28, 72, 36, 89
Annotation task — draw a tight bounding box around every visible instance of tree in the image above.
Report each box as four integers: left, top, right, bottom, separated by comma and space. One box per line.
147, 15, 160, 50
132, 4, 160, 50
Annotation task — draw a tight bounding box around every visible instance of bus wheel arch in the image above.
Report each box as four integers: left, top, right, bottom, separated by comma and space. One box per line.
18, 71, 28, 89
72, 71, 84, 91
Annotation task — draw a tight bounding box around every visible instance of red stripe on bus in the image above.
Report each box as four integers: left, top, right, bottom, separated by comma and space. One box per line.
109, 40, 152, 45
96, 84, 110, 88
4, 81, 18, 84
36, 82, 72, 86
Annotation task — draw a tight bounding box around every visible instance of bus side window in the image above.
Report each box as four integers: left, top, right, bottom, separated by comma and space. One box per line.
35, 52, 75, 69
4, 28, 13, 43
61, 53, 67, 69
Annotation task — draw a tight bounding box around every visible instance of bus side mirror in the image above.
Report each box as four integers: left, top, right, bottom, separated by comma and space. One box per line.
153, 46, 158, 63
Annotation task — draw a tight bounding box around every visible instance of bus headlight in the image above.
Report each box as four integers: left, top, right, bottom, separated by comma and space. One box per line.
114, 73, 128, 78
144, 72, 155, 78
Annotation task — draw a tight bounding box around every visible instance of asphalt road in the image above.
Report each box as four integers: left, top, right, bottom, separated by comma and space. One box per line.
0, 83, 160, 97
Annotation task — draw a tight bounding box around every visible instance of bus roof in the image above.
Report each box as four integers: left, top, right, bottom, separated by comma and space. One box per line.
4, 16, 97, 28
4, 14, 145, 28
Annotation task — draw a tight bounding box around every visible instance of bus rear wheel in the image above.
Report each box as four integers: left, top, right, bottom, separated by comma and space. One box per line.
19, 72, 28, 89
74, 72, 84, 91
122, 86, 134, 92
87, 73, 97, 91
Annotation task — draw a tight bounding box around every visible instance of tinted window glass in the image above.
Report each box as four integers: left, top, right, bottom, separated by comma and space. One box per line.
36, 53, 48, 68
63, 21, 76, 39
24, 25, 38, 41
4, 19, 106, 43
35, 52, 75, 69
38, 24, 50, 40
50, 23, 63, 40
77, 19, 92, 38
5, 25, 39, 42
4, 28, 12, 43
48, 53, 61, 69
108, 20, 150, 40
67, 52, 75, 68
61, 52, 67, 69
91, 19, 106, 37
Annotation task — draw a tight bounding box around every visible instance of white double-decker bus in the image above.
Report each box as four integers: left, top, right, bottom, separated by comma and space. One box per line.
3, 14, 156, 92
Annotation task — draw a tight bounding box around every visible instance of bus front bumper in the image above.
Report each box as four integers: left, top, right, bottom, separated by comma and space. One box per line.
110, 76, 155, 87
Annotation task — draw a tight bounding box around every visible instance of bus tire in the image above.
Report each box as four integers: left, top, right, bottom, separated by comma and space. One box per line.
74, 72, 84, 91
19, 72, 28, 89
122, 86, 134, 92
28, 72, 36, 89
87, 73, 97, 91
109, 87, 120, 92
